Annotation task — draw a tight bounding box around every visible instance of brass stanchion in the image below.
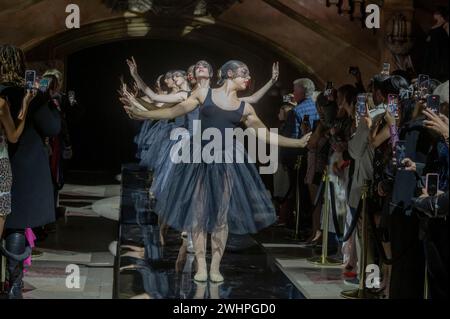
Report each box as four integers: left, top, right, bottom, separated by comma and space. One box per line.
341, 181, 377, 299
293, 155, 302, 241
424, 264, 429, 299
307, 168, 342, 266
1, 239, 5, 294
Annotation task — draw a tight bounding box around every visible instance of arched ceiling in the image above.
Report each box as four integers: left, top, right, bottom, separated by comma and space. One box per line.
0, 0, 431, 86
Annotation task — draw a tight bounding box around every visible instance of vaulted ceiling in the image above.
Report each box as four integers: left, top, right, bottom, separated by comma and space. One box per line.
0, 0, 440, 85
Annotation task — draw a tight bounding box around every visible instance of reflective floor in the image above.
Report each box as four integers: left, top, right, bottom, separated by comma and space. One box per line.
117, 226, 304, 299
0, 168, 350, 299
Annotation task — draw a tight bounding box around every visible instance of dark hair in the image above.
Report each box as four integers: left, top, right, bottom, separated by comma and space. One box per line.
0, 44, 25, 86
391, 69, 413, 83
194, 60, 213, 79
315, 92, 337, 128
373, 75, 408, 97
316, 92, 329, 108
337, 84, 357, 106
429, 79, 442, 94
434, 6, 449, 21
217, 60, 248, 86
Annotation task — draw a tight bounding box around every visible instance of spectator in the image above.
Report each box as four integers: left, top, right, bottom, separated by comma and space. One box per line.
0, 44, 61, 299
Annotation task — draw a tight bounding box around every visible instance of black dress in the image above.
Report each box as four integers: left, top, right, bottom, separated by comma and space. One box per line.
2, 85, 61, 229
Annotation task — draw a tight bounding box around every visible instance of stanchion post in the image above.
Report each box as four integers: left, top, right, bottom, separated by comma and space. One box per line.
307, 167, 342, 266
1, 239, 5, 294
341, 180, 377, 299
293, 155, 302, 241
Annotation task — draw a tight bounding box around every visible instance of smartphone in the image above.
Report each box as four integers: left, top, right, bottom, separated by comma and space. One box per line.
282, 94, 292, 103
388, 94, 399, 118
25, 70, 36, 90
325, 81, 333, 97
427, 95, 440, 114
356, 93, 367, 117
426, 173, 439, 197
418, 74, 430, 99
349, 66, 359, 76
395, 141, 407, 167
381, 63, 390, 76
39, 78, 50, 93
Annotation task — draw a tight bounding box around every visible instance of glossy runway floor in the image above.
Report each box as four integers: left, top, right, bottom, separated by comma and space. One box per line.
117, 227, 305, 299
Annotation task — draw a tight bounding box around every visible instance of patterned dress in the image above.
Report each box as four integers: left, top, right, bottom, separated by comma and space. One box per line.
0, 126, 12, 216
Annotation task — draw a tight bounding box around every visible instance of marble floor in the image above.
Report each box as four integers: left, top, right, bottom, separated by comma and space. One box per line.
18, 181, 119, 299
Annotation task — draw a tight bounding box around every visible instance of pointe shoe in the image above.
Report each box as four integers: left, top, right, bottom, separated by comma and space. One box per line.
194, 271, 208, 282
209, 271, 224, 283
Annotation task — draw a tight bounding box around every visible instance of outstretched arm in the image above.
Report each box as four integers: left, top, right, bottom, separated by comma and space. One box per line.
240, 62, 279, 104
0, 91, 34, 143
124, 88, 205, 120
242, 103, 311, 148
127, 57, 187, 104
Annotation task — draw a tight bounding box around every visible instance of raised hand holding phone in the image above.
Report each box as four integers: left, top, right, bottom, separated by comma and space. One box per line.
387, 94, 399, 119
381, 63, 390, 76
25, 70, 36, 90
426, 173, 439, 197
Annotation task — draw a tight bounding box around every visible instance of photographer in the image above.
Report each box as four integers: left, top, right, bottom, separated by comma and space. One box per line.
304, 93, 330, 244
273, 99, 295, 226
281, 78, 319, 230
0, 44, 61, 299
42, 69, 77, 227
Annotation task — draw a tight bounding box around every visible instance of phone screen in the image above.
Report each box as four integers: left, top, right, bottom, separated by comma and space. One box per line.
427, 95, 440, 114
325, 81, 333, 97
418, 74, 430, 98
39, 78, 50, 93
426, 174, 439, 197
25, 70, 36, 90
357, 94, 367, 117
388, 94, 399, 118
382, 63, 390, 76
395, 141, 406, 167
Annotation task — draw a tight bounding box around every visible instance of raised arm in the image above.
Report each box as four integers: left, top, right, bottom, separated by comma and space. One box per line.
0, 91, 34, 143
124, 88, 205, 120
242, 103, 311, 148
127, 57, 188, 104
240, 62, 279, 104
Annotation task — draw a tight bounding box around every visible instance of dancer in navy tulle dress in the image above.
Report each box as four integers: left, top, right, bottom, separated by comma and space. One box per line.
122, 60, 310, 283
150, 61, 280, 199
127, 57, 192, 170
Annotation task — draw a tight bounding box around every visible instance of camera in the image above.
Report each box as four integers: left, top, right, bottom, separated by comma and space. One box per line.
348, 66, 359, 76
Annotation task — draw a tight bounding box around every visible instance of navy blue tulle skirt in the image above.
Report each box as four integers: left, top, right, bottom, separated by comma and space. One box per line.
134, 120, 153, 160
154, 141, 276, 235
139, 120, 172, 170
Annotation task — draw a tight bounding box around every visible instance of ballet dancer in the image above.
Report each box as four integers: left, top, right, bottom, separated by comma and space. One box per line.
121, 60, 311, 283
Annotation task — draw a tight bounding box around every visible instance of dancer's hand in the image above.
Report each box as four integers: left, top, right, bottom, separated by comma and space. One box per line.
298, 132, 312, 148
126, 56, 139, 78
272, 62, 279, 82
132, 82, 139, 97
